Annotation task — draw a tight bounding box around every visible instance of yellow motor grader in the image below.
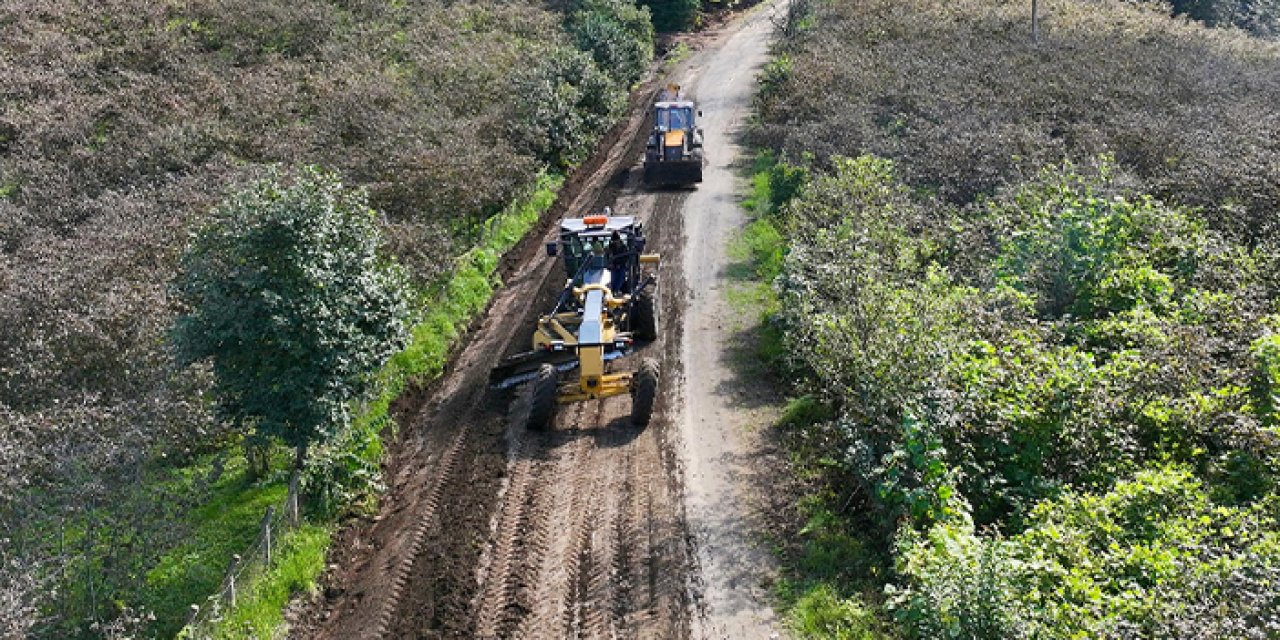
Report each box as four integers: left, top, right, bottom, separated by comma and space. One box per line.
643, 84, 704, 186
491, 211, 661, 430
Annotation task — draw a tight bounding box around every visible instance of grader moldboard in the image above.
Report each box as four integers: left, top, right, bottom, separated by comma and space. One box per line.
643, 84, 703, 186
491, 211, 661, 430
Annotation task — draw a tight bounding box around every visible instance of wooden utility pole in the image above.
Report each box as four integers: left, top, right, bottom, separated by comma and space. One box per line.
1032, 0, 1040, 42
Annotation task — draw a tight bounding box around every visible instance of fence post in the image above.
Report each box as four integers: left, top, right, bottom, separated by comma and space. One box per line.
227, 554, 241, 609
261, 507, 274, 565
287, 471, 300, 528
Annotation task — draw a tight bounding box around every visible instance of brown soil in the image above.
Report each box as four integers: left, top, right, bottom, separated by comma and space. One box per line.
287, 51, 696, 640
287, 5, 789, 637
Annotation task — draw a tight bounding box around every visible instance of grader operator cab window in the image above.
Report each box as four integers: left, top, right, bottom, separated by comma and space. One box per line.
561, 235, 603, 281
559, 230, 633, 285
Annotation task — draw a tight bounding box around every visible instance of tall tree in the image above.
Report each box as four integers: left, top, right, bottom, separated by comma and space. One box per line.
172, 166, 409, 470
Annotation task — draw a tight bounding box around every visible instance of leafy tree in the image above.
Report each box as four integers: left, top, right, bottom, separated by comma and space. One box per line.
1167, 0, 1280, 37
508, 46, 624, 170
638, 0, 699, 32
568, 0, 655, 88
172, 167, 409, 470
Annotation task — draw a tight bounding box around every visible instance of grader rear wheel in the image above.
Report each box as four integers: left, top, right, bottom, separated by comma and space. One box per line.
631, 358, 660, 427
527, 364, 558, 430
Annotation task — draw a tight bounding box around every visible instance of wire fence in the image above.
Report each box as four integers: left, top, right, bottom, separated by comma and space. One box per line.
178, 471, 301, 639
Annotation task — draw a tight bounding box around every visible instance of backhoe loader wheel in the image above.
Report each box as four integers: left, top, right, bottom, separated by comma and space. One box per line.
631, 293, 658, 342
527, 364, 558, 431
631, 358, 660, 427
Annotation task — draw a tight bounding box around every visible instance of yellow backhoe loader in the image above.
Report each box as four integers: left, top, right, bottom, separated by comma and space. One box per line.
643, 84, 704, 186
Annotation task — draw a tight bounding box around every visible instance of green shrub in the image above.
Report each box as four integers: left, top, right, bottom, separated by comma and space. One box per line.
508, 46, 625, 170
568, 0, 655, 88
892, 467, 1280, 638
638, 0, 699, 31
172, 167, 411, 465
790, 585, 888, 640
888, 513, 1027, 640
1166, 0, 1280, 37
768, 156, 810, 213
988, 162, 1204, 321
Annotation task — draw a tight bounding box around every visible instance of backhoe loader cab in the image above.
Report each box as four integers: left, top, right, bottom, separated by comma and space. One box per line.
644, 85, 704, 186
495, 211, 661, 430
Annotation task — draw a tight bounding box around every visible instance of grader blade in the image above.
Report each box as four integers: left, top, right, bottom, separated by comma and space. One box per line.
489, 350, 578, 389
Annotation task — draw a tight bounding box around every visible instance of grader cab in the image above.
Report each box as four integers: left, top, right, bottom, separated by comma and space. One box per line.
491, 211, 661, 430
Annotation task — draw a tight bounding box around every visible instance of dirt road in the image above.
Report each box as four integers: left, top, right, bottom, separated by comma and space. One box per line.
668, 4, 786, 637
289, 4, 784, 638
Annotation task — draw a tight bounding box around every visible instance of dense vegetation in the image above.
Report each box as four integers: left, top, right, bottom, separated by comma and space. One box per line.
0, 0, 652, 636
172, 168, 411, 472
1165, 0, 1280, 37
749, 0, 1280, 636
639, 0, 702, 31
754, 0, 1280, 246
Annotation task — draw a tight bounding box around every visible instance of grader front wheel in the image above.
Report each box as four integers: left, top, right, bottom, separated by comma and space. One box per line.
631, 358, 660, 427
631, 293, 658, 342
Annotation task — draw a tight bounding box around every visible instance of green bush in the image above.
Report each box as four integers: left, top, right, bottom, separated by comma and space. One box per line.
790, 585, 888, 640
508, 46, 625, 170
889, 513, 1027, 640
988, 163, 1204, 321
893, 468, 1280, 639
568, 0, 655, 88
638, 0, 699, 31
172, 167, 411, 464
769, 154, 1280, 633
1166, 0, 1280, 37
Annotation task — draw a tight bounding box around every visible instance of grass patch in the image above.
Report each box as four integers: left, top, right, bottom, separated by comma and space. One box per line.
141, 451, 290, 636
776, 395, 833, 431
181, 525, 330, 639
786, 584, 888, 640
724, 150, 793, 366
740, 151, 777, 216
663, 42, 693, 69
774, 494, 896, 639
728, 217, 784, 281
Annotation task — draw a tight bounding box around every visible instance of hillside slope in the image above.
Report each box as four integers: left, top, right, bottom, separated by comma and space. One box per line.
0, 0, 642, 635
749, 0, 1280, 636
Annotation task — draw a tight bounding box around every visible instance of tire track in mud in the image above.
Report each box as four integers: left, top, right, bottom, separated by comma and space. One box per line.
513, 407, 600, 638
300, 174, 688, 640
470, 396, 541, 638
369, 427, 469, 636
